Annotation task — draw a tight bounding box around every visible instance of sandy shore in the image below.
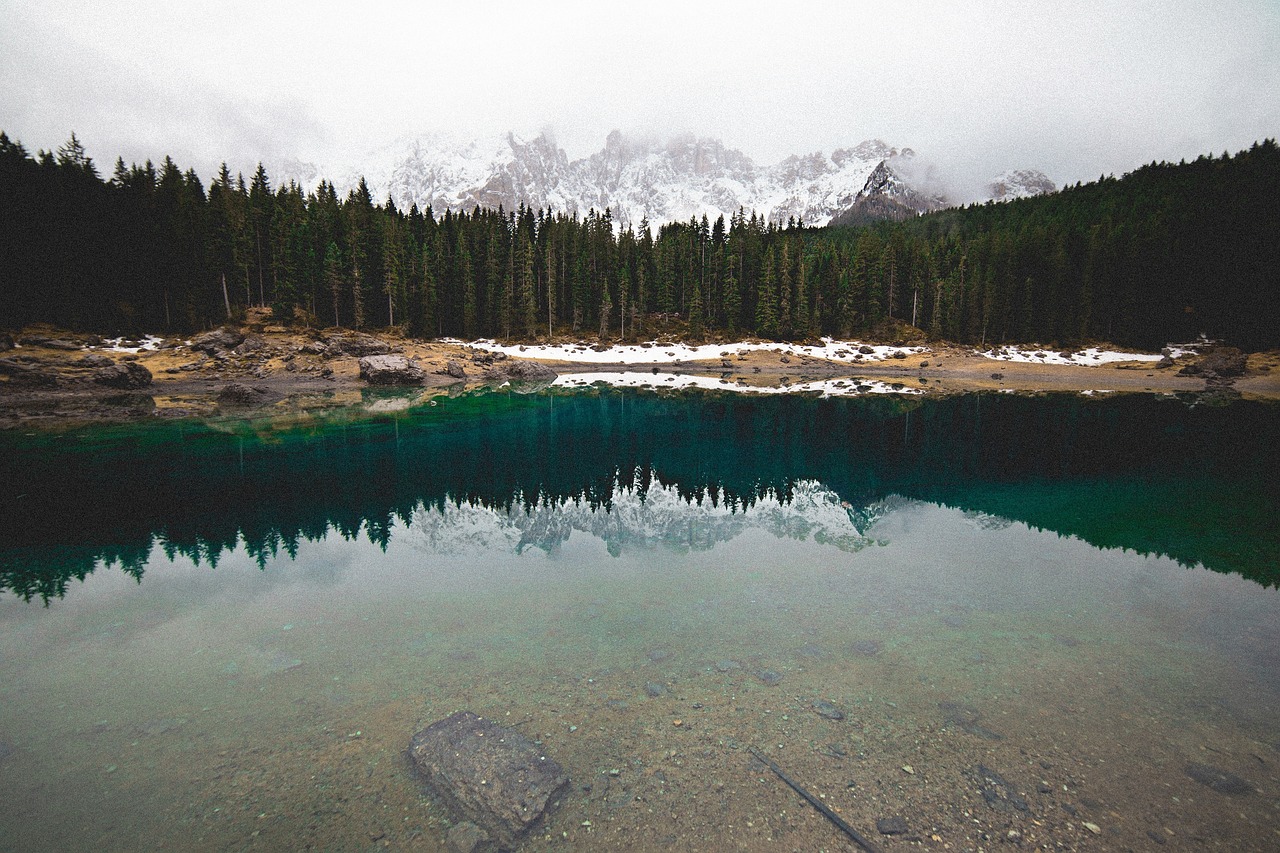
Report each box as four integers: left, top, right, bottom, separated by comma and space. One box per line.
2, 326, 1277, 428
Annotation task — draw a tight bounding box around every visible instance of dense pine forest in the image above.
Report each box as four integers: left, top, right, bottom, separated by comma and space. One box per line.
2, 132, 1277, 350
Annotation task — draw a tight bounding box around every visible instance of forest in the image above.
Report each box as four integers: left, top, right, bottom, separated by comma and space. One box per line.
2, 132, 1277, 351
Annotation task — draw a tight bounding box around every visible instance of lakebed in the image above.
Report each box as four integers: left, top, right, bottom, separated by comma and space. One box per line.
2, 386, 1278, 851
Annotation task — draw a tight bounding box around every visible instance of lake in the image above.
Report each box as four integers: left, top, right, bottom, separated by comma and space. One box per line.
1, 389, 1278, 851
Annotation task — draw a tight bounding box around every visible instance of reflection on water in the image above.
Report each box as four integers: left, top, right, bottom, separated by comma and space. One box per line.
1, 390, 1279, 851
2, 390, 1278, 600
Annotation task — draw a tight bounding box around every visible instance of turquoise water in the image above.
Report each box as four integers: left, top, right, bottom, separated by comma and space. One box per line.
1, 390, 1278, 850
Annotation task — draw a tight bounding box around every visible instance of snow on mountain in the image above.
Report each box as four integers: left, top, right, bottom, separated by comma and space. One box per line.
270, 131, 1052, 228
829, 153, 951, 225
988, 168, 1056, 200
394, 479, 909, 557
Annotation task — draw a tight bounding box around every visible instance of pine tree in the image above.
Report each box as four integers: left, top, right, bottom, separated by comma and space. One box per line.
687, 265, 704, 339
756, 246, 778, 337
248, 164, 273, 307
519, 234, 537, 337
545, 237, 556, 339
723, 251, 740, 335
778, 241, 793, 337
458, 231, 476, 338
324, 241, 344, 327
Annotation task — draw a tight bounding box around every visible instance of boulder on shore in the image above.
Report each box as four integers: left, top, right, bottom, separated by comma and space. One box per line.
0, 357, 60, 387
1177, 346, 1247, 383
359, 354, 425, 385
482, 359, 557, 383
408, 711, 569, 851
190, 328, 245, 355
323, 331, 393, 356
217, 382, 281, 406
92, 361, 152, 389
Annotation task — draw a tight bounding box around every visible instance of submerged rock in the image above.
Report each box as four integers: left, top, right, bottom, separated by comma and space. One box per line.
1185, 762, 1253, 795
811, 699, 845, 720
940, 701, 1004, 740
970, 764, 1030, 813
446, 821, 492, 853
851, 639, 882, 657
876, 816, 908, 835
408, 711, 569, 850
796, 642, 830, 660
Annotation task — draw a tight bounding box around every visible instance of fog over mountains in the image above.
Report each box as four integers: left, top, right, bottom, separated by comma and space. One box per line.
273, 131, 1054, 228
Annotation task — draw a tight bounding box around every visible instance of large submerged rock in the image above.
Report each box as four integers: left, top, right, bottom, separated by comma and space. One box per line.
408, 711, 569, 851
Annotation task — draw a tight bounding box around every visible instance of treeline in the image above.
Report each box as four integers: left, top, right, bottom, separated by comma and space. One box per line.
2, 132, 1277, 349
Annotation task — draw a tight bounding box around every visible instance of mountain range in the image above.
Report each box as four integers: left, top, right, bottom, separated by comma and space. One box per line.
275, 131, 1054, 229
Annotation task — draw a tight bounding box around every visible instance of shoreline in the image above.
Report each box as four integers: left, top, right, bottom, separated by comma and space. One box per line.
2, 326, 1277, 428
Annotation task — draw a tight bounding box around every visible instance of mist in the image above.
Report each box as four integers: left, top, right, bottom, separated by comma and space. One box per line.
3, 0, 1276, 196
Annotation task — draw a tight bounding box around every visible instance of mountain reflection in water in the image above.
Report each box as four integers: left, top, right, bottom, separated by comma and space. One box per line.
2, 389, 1277, 601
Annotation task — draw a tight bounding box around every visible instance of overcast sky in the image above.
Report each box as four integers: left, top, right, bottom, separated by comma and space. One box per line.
2, 0, 1277, 197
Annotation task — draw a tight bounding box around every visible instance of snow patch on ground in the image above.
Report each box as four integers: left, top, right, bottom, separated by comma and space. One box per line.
977, 345, 1163, 365
102, 335, 165, 353
459, 337, 928, 364
552, 372, 920, 397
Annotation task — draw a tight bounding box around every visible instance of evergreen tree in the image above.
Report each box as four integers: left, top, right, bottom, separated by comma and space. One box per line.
324, 241, 344, 327
519, 234, 537, 337
756, 246, 778, 337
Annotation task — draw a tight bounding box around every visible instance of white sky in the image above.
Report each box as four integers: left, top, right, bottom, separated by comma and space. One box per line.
2, 0, 1277, 195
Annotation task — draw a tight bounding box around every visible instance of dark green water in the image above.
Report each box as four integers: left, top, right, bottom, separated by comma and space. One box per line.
1, 390, 1278, 851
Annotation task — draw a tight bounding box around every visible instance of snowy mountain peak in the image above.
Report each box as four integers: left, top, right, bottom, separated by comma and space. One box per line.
988, 168, 1056, 200
273, 132, 1050, 228
828, 158, 950, 226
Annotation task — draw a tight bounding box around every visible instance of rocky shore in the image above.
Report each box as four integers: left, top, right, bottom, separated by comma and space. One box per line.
2, 321, 1277, 428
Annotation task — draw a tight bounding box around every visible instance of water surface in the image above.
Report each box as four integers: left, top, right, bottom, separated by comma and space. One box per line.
1, 390, 1277, 851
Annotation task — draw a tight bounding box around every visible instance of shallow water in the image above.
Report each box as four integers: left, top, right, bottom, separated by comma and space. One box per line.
1, 390, 1278, 851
